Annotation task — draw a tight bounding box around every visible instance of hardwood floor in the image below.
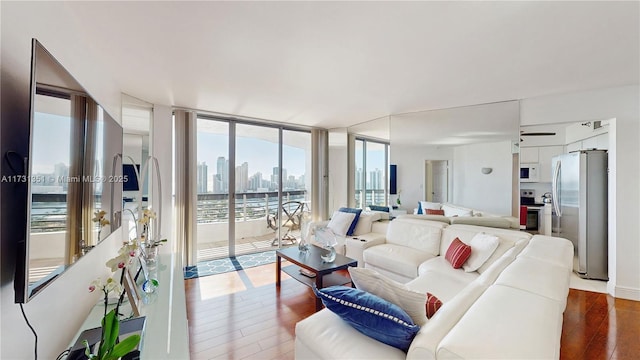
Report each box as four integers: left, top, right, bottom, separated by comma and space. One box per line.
185, 262, 640, 360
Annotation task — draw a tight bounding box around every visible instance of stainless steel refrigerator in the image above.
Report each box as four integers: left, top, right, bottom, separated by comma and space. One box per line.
552, 150, 608, 280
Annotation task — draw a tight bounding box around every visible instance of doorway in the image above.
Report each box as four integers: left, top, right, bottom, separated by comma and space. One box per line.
425, 160, 448, 202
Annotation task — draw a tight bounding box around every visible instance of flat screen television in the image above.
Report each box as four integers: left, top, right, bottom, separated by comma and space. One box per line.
13, 39, 123, 303
123, 164, 140, 191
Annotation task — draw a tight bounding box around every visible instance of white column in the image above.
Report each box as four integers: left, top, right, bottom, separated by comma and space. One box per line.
150, 105, 174, 251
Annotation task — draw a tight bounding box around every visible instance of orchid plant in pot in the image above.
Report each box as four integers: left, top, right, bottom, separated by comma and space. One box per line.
138, 209, 166, 261
92, 210, 110, 242
84, 242, 141, 359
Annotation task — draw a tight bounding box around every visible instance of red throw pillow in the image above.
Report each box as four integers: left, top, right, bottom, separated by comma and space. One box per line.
445, 237, 472, 269
426, 209, 445, 215
426, 292, 443, 319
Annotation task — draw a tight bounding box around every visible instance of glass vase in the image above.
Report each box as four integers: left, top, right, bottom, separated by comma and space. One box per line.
144, 245, 158, 263
320, 244, 336, 263
298, 211, 311, 252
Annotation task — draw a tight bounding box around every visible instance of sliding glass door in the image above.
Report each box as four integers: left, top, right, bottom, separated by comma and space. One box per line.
196, 119, 230, 259
235, 123, 280, 255
195, 117, 311, 260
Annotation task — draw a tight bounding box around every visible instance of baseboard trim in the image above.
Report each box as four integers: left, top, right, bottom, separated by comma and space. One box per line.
615, 285, 640, 301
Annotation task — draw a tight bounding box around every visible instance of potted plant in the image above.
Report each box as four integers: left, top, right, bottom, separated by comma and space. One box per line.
85, 242, 141, 359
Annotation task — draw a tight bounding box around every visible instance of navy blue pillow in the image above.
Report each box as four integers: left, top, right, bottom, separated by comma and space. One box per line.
314, 286, 420, 352
369, 205, 390, 212
417, 202, 423, 214
338, 207, 362, 236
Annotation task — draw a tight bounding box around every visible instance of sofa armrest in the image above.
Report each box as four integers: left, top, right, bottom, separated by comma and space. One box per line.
345, 234, 386, 267
406, 282, 488, 360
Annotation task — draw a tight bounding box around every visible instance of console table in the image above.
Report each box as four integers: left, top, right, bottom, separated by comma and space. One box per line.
68, 252, 189, 359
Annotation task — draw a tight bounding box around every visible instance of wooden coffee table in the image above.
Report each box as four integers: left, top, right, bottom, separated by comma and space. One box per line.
276, 245, 358, 311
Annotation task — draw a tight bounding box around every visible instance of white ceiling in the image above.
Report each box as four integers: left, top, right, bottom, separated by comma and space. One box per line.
61, 1, 639, 129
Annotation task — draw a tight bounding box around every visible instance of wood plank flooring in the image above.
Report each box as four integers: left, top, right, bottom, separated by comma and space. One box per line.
185, 262, 640, 360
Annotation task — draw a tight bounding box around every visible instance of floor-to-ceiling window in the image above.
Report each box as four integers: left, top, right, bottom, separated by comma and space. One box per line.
195, 116, 311, 261
196, 118, 230, 259
234, 123, 280, 255
354, 138, 389, 208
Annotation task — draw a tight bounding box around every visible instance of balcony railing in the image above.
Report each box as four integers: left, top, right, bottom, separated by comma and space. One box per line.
31, 190, 309, 233
354, 189, 387, 209
197, 190, 308, 223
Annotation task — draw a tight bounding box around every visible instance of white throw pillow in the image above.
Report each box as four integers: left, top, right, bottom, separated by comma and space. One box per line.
327, 211, 356, 237
420, 201, 442, 211
349, 267, 430, 326
442, 204, 473, 217
352, 212, 381, 236
463, 232, 500, 272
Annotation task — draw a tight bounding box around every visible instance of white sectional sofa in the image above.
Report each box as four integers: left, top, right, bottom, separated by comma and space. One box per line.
411, 202, 521, 229
296, 217, 573, 360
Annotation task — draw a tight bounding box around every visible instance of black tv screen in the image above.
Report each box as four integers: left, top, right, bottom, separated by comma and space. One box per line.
123, 164, 140, 191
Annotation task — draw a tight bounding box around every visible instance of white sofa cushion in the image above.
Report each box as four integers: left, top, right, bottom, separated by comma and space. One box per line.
420, 201, 442, 210
405, 282, 489, 360
441, 204, 473, 217
440, 224, 531, 273
364, 244, 436, 280
407, 269, 476, 303
449, 216, 512, 229
386, 218, 446, 255
462, 233, 500, 273
352, 212, 381, 236
437, 285, 563, 360
326, 211, 356, 237
495, 257, 571, 310
412, 257, 479, 302
295, 308, 406, 360
519, 235, 574, 270
349, 267, 430, 325
345, 233, 386, 267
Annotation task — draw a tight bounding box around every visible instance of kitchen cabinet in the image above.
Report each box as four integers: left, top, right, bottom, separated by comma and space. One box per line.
538, 146, 564, 182
520, 147, 539, 163
520, 146, 563, 183
566, 133, 609, 154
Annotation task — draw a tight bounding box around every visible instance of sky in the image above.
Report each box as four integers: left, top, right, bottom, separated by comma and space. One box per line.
197, 130, 308, 179
31, 112, 71, 174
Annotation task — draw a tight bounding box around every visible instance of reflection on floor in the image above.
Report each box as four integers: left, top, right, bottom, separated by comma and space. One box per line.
197, 230, 301, 262
570, 272, 608, 294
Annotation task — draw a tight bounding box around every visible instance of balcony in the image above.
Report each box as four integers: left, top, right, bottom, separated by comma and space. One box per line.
196, 190, 308, 261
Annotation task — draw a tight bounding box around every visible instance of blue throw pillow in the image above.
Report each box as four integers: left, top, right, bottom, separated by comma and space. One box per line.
338, 207, 362, 236
369, 205, 390, 212
314, 286, 420, 352
417, 202, 423, 214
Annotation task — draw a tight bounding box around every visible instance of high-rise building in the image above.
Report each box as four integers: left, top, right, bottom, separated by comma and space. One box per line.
197, 162, 208, 193
370, 168, 383, 190
54, 162, 69, 191
235, 162, 249, 192
213, 173, 224, 193
249, 172, 262, 191
355, 168, 363, 190
216, 156, 228, 192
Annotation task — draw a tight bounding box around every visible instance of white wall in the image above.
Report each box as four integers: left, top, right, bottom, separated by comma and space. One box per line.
1, 3, 125, 358
390, 141, 513, 216
328, 129, 349, 215
390, 144, 454, 212
521, 85, 640, 301
452, 141, 513, 215
151, 105, 174, 253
